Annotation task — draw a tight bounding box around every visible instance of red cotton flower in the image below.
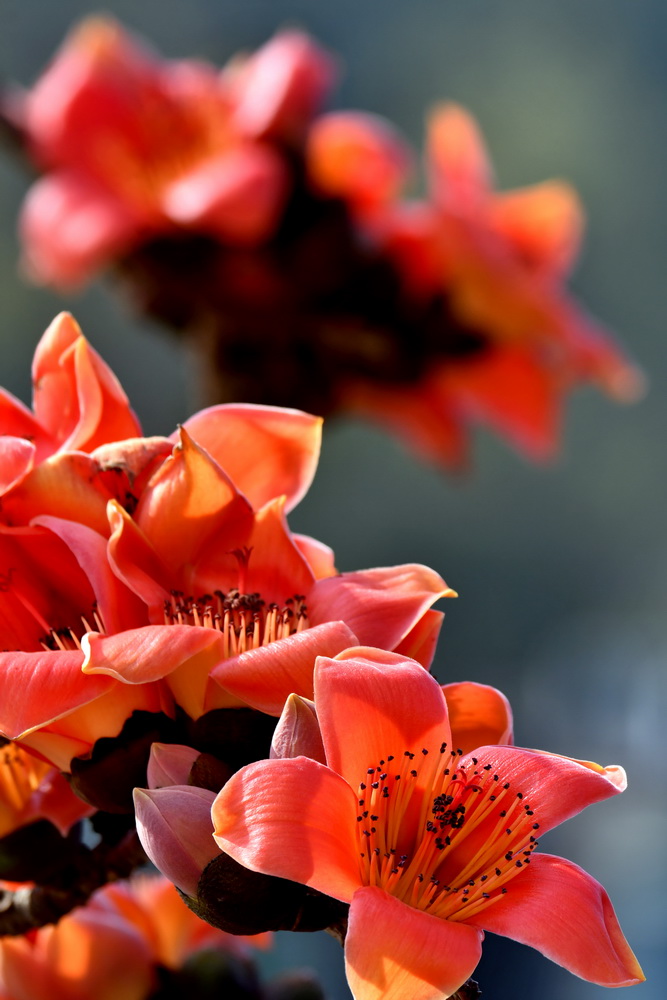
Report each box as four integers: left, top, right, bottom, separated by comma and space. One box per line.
308, 104, 643, 466
0, 318, 451, 776
12, 18, 331, 287
213, 648, 643, 999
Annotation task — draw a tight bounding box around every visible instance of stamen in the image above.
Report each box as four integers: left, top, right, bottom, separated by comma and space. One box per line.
355, 750, 538, 923
162, 589, 310, 656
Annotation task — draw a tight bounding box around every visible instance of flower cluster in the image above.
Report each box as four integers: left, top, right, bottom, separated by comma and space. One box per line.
0, 317, 643, 998
1, 18, 642, 466
0, 15, 648, 999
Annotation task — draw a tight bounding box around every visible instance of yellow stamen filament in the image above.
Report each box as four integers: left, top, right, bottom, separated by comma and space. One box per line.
163, 589, 310, 657
356, 746, 540, 923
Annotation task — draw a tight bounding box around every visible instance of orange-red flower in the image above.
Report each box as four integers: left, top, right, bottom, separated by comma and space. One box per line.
0, 334, 450, 772
13, 18, 332, 288
81, 422, 453, 721
308, 104, 643, 466
0, 874, 269, 1000
213, 648, 643, 999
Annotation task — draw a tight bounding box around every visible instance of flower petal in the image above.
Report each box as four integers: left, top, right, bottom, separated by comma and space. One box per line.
345, 886, 483, 1000
163, 144, 288, 245
308, 564, 454, 651
134, 428, 253, 589
20, 171, 143, 288
82, 623, 224, 716
0, 437, 35, 494
442, 681, 513, 752
134, 785, 219, 897
212, 755, 361, 902
428, 103, 493, 211
461, 745, 626, 837
465, 854, 644, 986
179, 403, 322, 513
0, 649, 112, 738
270, 694, 325, 763
31, 312, 141, 452
394, 609, 443, 669
293, 533, 336, 579
491, 181, 583, 277
314, 648, 452, 792
210, 620, 359, 715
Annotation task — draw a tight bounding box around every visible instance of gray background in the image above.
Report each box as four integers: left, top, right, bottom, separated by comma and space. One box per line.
0, 2, 663, 997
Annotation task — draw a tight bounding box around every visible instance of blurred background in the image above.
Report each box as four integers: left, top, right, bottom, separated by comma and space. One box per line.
0, 1, 663, 996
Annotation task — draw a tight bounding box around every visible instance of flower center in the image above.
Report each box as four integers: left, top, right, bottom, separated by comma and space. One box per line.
356, 744, 539, 922
163, 589, 310, 657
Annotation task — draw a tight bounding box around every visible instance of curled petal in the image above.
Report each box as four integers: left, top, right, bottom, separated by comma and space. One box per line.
465, 854, 644, 987
179, 403, 322, 513
134, 428, 253, 587
307, 564, 455, 651
441, 680, 513, 752
213, 756, 361, 902
345, 886, 483, 1000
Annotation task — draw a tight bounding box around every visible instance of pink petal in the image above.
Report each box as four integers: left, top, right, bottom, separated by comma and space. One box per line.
427, 103, 493, 212
179, 403, 322, 513
0, 437, 35, 494
345, 886, 483, 1000
147, 743, 200, 788
465, 854, 643, 986
163, 144, 288, 246
212, 756, 361, 902
20, 172, 143, 288
134, 786, 219, 897
307, 564, 454, 651
314, 648, 452, 795
211, 620, 359, 715
270, 694, 325, 763
231, 30, 335, 140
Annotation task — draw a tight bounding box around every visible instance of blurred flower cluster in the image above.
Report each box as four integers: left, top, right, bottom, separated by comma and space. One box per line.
1, 17, 642, 466
0, 14, 647, 1000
